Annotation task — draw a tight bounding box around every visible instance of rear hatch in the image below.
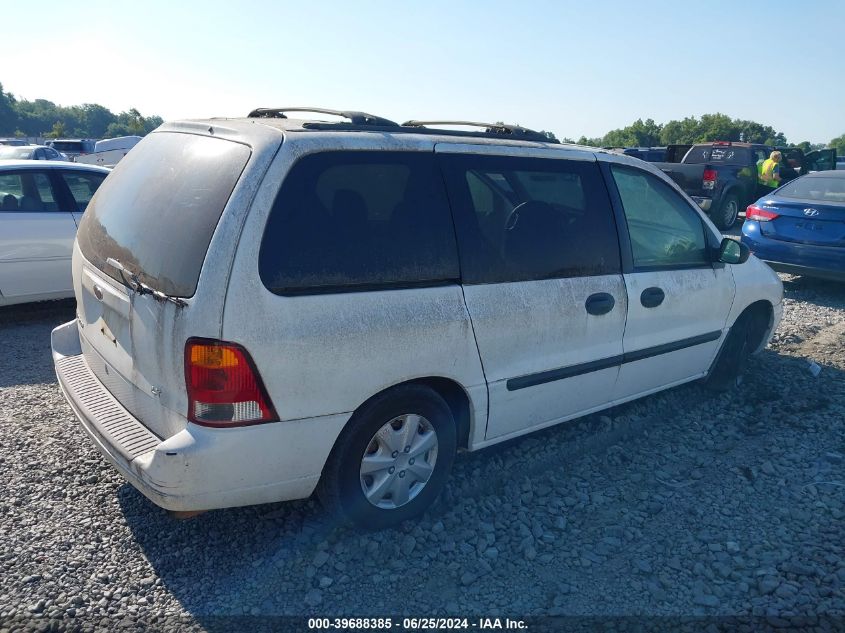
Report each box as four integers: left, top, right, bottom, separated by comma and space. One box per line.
73, 127, 267, 439
758, 176, 845, 247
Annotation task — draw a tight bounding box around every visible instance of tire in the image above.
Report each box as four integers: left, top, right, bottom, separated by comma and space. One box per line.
714, 193, 739, 230
317, 385, 457, 529
705, 311, 758, 392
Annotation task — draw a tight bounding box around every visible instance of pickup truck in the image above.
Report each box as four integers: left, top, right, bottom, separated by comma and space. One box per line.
653, 142, 837, 229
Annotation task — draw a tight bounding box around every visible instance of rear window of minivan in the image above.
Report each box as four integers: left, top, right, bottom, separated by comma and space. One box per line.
77, 132, 251, 297
259, 151, 460, 294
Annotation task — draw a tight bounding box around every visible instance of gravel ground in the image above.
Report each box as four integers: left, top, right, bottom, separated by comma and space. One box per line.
0, 276, 843, 631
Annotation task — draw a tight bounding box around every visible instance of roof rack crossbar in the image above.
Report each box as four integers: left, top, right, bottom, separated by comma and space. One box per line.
402, 120, 557, 143
248, 107, 399, 127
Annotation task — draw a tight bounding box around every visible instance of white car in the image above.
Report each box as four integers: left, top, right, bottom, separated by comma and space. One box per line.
0, 161, 110, 306
51, 109, 783, 527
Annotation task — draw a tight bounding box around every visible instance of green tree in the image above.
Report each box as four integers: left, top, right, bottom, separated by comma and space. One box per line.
602, 118, 663, 147
46, 120, 66, 138
697, 113, 736, 141
142, 114, 163, 134
791, 141, 825, 152
0, 83, 164, 138
0, 82, 17, 134
659, 116, 700, 144
80, 103, 115, 137
127, 108, 145, 135
576, 136, 602, 146
104, 108, 162, 137
829, 134, 845, 154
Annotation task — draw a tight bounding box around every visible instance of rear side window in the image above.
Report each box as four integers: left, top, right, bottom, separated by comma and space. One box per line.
77, 132, 251, 297
59, 170, 106, 212
259, 151, 460, 294
684, 145, 750, 166
439, 154, 620, 283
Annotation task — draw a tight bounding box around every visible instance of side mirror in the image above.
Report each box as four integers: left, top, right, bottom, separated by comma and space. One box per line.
719, 237, 750, 265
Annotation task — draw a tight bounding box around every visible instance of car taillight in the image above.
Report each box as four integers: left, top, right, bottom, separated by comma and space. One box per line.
185, 338, 278, 427
702, 169, 717, 190
746, 205, 779, 222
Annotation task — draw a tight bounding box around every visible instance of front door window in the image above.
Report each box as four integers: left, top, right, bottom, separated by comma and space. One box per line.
610, 165, 708, 269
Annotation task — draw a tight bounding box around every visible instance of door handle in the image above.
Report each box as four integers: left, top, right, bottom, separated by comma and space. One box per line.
640, 287, 665, 308
585, 292, 615, 316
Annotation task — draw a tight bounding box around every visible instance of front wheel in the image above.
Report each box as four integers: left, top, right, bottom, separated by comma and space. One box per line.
317, 385, 457, 529
705, 311, 760, 391
714, 194, 740, 230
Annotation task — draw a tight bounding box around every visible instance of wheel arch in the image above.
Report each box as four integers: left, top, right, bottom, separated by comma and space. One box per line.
346, 377, 475, 451
721, 184, 742, 201
732, 299, 774, 354
719, 186, 742, 212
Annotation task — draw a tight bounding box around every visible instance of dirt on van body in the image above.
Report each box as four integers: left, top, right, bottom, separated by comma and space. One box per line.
0, 277, 843, 630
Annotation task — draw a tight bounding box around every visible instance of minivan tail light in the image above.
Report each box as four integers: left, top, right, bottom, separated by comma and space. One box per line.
702, 169, 718, 190
746, 205, 779, 222
185, 338, 278, 427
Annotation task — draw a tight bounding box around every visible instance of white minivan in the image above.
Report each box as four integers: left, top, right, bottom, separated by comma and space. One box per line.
52, 109, 783, 527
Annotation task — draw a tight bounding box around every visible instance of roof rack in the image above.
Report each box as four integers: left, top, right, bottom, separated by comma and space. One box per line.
402, 120, 558, 144
247, 107, 399, 127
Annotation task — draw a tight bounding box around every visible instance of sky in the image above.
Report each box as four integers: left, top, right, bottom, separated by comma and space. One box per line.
3, 0, 844, 143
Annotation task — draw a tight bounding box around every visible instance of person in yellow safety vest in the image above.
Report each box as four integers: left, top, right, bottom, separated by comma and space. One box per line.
757, 151, 782, 189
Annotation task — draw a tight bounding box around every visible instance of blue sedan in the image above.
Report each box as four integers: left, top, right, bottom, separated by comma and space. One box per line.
741, 171, 845, 281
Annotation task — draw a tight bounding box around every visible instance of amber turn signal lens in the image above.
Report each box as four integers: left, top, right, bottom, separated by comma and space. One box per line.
189, 344, 240, 369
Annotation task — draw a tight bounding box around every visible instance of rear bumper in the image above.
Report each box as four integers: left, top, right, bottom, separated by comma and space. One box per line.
691, 196, 712, 211
761, 261, 845, 282
51, 319, 349, 512
741, 222, 845, 282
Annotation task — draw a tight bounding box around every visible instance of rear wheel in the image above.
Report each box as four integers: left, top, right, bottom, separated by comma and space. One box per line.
317, 385, 456, 529
714, 193, 739, 230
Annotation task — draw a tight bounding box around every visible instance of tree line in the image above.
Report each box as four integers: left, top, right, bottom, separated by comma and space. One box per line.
0, 82, 162, 139
562, 113, 844, 155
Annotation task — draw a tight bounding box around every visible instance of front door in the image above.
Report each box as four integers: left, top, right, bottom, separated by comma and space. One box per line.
437, 145, 627, 441
603, 161, 736, 401
804, 149, 837, 173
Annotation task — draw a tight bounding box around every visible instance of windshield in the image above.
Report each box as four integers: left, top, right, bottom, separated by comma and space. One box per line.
0, 146, 34, 159
683, 145, 750, 165
777, 176, 845, 203
76, 132, 251, 297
